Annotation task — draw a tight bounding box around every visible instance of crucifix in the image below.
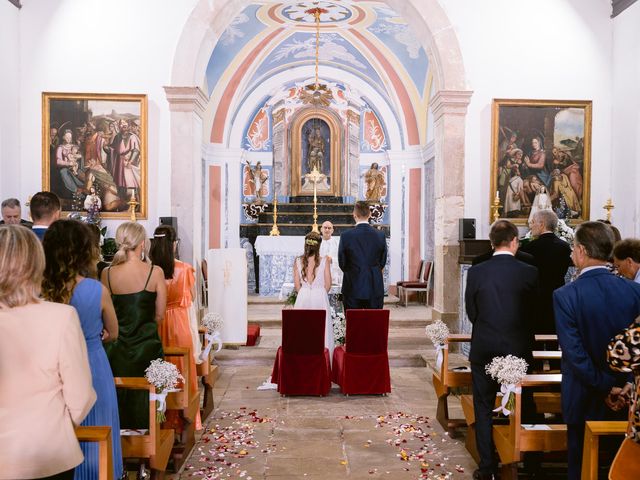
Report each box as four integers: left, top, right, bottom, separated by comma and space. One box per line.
308, 167, 323, 233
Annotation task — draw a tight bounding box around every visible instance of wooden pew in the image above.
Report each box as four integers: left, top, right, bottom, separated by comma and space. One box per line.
493, 374, 565, 480
115, 377, 174, 479
164, 346, 199, 471
198, 326, 220, 420
75, 426, 113, 480
432, 334, 560, 432
581, 421, 627, 480
460, 390, 561, 464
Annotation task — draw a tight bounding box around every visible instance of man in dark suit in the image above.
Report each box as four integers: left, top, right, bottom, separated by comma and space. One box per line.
465, 220, 539, 480
29, 192, 61, 241
338, 201, 387, 310
0, 198, 32, 228
471, 246, 536, 266
553, 221, 640, 480
520, 210, 572, 334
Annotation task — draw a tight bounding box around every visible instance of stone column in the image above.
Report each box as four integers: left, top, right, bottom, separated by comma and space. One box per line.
430, 90, 472, 330
164, 86, 208, 265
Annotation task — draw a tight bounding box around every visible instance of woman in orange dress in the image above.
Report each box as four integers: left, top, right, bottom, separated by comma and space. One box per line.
149, 225, 202, 431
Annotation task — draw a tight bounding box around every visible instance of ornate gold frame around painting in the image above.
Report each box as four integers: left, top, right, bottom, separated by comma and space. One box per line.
42, 92, 148, 219
490, 98, 592, 225
290, 108, 342, 196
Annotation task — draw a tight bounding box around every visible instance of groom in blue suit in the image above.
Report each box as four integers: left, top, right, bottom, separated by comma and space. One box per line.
553, 221, 640, 480
338, 201, 387, 310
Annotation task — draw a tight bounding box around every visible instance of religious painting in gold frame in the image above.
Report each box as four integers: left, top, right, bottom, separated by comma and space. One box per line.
42, 92, 148, 219
290, 108, 342, 196
490, 98, 591, 225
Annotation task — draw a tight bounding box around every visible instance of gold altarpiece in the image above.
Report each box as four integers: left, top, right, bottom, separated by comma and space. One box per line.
289, 108, 343, 197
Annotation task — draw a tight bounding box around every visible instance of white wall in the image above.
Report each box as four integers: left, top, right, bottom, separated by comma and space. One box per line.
0, 2, 21, 213
17, 0, 198, 235
439, 0, 613, 238
612, 1, 640, 237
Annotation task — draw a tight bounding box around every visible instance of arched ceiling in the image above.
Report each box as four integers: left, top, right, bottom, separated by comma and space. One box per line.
204, 1, 432, 147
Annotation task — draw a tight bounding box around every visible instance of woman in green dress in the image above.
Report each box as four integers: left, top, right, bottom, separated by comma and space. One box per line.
101, 222, 166, 429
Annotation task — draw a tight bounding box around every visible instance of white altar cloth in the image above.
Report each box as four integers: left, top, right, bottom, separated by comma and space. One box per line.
254, 235, 305, 256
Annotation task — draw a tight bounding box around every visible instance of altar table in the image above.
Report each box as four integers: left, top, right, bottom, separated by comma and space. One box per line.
254, 236, 305, 296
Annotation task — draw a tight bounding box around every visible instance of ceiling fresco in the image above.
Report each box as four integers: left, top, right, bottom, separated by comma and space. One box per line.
205, 1, 431, 147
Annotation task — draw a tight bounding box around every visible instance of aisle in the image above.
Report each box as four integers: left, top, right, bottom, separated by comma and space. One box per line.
169, 365, 476, 479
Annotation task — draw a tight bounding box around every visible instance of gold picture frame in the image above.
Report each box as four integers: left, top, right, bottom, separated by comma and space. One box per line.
42, 92, 148, 219
290, 108, 342, 196
490, 98, 592, 225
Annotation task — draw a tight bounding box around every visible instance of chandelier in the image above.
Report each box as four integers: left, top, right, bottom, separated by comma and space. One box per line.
303, 7, 331, 106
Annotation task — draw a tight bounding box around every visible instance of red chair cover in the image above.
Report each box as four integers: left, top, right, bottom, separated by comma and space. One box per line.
332, 309, 391, 395
271, 309, 331, 396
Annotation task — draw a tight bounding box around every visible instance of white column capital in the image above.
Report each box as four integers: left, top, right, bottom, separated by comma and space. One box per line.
431, 90, 473, 120
164, 86, 209, 118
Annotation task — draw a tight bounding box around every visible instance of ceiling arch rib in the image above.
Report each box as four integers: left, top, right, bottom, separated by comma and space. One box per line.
226, 65, 404, 151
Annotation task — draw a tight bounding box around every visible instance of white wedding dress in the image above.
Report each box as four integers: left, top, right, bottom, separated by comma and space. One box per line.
294, 256, 335, 359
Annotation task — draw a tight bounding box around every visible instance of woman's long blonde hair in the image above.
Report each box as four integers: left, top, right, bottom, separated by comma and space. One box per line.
111, 222, 149, 266
0, 225, 45, 308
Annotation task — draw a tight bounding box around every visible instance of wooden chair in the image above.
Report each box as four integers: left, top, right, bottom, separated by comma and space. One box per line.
493, 374, 566, 480
164, 346, 199, 470
115, 377, 174, 479
397, 260, 433, 306
75, 426, 113, 480
581, 420, 627, 480
197, 326, 219, 420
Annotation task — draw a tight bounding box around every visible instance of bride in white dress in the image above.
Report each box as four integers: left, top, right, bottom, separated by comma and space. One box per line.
293, 232, 335, 359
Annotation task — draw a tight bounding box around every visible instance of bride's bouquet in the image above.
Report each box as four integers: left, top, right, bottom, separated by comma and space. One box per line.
200, 312, 223, 362
485, 355, 529, 416
424, 320, 450, 370
144, 358, 184, 423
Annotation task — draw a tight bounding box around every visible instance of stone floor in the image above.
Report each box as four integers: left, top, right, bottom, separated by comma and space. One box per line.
167, 298, 477, 479
169, 366, 474, 479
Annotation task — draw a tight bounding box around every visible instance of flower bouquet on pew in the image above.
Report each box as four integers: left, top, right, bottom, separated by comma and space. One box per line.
425, 320, 450, 370
144, 358, 184, 423
331, 307, 346, 345
485, 354, 529, 416
200, 312, 223, 362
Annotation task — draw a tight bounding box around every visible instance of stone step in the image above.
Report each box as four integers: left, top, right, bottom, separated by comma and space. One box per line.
267, 203, 355, 214
240, 224, 390, 237
286, 196, 347, 204
213, 348, 428, 368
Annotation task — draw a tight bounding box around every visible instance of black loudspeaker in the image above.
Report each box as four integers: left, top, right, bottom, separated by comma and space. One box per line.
159, 216, 178, 233
459, 218, 476, 240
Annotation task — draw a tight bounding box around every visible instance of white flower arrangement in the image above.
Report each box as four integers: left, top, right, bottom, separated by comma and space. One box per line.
485, 355, 529, 416
331, 308, 346, 345
425, 320, 450, 370
144, 358, 184, 423
555, 219, 574, 245
200, 312, 223, 361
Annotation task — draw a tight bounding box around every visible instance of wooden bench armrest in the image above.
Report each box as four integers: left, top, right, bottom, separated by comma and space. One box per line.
163, 347, 192, 411
446, 334, 471, 343
532, 351, 562, 360
521, 374, 562, 386
534, 334, 558, 342
75, 426, 113, 480
582, 421, 628, 480
585, 421, 627, 435
164, 346, 191, 356
114, 377, 155, 392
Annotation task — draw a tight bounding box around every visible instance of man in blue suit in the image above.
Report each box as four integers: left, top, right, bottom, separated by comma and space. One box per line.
553, 221, 640, 479
338, 201, 387, 310
29, 191, 61, 241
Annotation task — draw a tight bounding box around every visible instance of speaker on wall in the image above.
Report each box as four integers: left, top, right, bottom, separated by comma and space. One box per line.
159, 216, 178, 233
459, 218, 476, 240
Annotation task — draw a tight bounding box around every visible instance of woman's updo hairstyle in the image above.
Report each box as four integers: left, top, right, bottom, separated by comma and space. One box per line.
111, 221, 149, 266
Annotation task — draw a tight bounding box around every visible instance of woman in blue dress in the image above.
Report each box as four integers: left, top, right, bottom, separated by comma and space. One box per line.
42, 219, 123, 480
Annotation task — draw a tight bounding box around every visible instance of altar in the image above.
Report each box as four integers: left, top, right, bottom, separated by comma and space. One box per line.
254, 236, 305, 296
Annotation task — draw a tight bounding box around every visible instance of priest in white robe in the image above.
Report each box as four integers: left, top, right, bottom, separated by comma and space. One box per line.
320, 221, 342, 286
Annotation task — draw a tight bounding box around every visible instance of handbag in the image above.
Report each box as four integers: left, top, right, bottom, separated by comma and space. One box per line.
609, 437, 640, 479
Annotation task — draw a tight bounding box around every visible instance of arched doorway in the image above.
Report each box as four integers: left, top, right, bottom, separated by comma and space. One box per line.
165, 0, 472, 328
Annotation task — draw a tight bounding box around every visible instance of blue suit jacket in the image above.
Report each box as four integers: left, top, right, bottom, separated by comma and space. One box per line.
553, 268, 640, 424
31, 226, 47, 241
338, 223, 387, 301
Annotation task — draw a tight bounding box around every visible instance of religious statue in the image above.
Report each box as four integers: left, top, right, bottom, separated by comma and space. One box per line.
245, 160, 269, 202
363, 162, 386, 202
307, 126, 325, 173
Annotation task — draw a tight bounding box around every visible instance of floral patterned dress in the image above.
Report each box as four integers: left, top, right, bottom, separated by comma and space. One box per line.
607, 316, 640, 442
